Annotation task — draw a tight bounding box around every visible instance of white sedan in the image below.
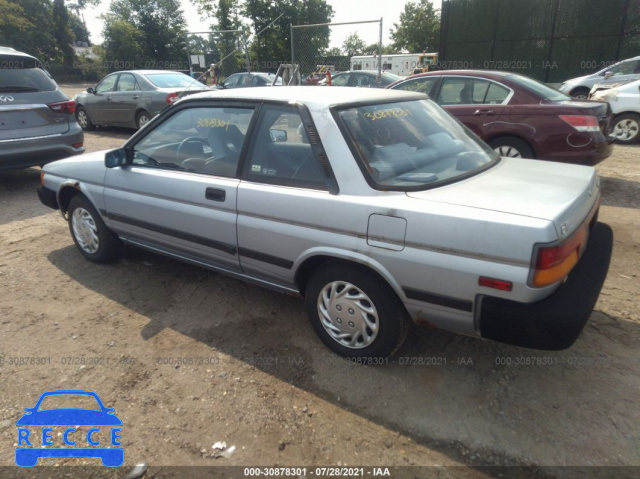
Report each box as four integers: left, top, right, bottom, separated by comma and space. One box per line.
37, 87, 613, 359
591, 79, 640, 144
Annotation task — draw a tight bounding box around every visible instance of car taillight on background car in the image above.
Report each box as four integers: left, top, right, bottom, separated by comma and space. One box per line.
559, 115, 600, 132
47, 100, 76, 114
166, 92, 179, 104
531, 224, 588, 287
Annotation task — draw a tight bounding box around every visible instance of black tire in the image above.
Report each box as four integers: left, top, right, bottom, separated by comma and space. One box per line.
305, 261, 409, 359
76, 106, 94, 131
611, 113, 640, 144
68, 194, 122, 263
136, 110, 151, 130
569, 87, 590, 100
489, 136, 534, 159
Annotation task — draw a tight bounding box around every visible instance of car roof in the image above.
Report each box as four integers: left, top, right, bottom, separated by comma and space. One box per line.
185, 86, 422, 108
0, 46, 39, 62
105, 70, 186, 76
409, 69, 516, 79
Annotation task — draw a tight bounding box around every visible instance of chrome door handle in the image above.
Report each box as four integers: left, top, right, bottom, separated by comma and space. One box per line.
474, 109, 495, 115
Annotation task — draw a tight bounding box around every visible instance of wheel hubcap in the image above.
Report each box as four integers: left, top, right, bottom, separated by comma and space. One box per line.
494, 145, 522, 158
72, 207, 99, 254
317, 281, 379, 349
613, 119, 639, 141
138, 115, 150, 127
77, 111, 88, 128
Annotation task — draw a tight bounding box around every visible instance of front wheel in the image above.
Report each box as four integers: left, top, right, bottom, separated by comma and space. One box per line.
305, 262, 409, 359
489, 137, 534, 159
611, 113, 640, 144
68, 194, 122, 263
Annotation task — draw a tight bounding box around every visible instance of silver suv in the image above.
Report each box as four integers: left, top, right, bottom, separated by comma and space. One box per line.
0, 47, 84, 170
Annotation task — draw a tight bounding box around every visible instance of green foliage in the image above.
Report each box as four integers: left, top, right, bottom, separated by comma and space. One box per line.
101, 18, 145, 68
342, 33, 366, 58
52, 0, 76, 66
390, 0, 440, 53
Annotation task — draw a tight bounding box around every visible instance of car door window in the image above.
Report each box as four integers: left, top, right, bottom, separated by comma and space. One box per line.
437, 77, 498, 105
608, 60, 640, 76
96, 74, 117, 94
223, 74, 240, 87
353, 73, 372, 87
242, 105, 327, 190
131, 106, 255, 177
331, 74, 350, 86
483, 82, 511, 104
116, 73, 139, 92
394, 77, 438, 95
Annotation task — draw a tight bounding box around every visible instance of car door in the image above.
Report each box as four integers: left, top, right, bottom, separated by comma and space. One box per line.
433, 76, 510, 139
237, 104, 339, 285
84, 74, 118, 124
109, 73, 141, 125
103, 103, 257, 271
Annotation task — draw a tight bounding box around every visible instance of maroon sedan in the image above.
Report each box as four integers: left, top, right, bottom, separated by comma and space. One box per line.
388, 70, 613, 165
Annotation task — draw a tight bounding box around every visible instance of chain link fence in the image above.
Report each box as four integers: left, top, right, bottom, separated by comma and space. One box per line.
185, 30, 250, 85
291, 19, 382, 85
439, 0, 640, 83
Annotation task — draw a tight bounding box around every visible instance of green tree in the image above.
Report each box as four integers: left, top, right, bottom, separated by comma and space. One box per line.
105, 0, 187, 66
390, 0, 440, 53
101, 18, 144, 68
342, 32, 365, 58
68, 10, 91, 45
52, 0, 76, 66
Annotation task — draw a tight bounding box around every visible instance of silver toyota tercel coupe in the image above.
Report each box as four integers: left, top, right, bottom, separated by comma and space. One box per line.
37, 87, 613, 359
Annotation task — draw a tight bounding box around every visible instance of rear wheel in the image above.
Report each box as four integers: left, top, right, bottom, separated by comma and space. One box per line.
570, 87, 590, 100
136, 110, 151, 129
489, 137, 534, 159
68, 194, 121, 263
76, 107, 94, 131
611, 113, 640, 144
305, 262, 409, 359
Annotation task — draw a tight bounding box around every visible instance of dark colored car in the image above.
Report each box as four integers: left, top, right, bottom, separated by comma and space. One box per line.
388, 70, 613, 165
0, 46, 84, 170
217, 72, 282, 89
74, 70, 209, 131
321, 70, 402, 88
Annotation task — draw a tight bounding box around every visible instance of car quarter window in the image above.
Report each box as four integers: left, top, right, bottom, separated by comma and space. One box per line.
437, 77, 509, 105
242, 105, 328, 190
96, 74, 117, 94
116, 73, 139, 91
131, 106, 255, 177
394, 77, 438, 95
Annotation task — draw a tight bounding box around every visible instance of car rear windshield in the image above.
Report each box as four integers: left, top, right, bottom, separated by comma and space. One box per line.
144, 73, 202, 88
0, 67, 57, 92
506, 74, 570, 101
336, 99, 498, 190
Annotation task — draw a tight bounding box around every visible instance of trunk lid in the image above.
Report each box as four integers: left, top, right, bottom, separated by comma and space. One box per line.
407, 157, 599, 239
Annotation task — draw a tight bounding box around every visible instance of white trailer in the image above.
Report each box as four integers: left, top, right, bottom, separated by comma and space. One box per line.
351, 53, 438, 77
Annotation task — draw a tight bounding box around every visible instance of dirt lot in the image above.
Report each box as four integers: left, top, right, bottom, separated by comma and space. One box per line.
0, 85, 638, 478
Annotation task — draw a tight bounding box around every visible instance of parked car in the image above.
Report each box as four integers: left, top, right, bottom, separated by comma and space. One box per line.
559, 56, 640, 99
0, 46, 83, 170
73, 70, 210, 131
37, 87, 612, 359
388, 70, 613, 165
319, 70, 402, 88
591, 79, 640, 144
217, 72, 282, 89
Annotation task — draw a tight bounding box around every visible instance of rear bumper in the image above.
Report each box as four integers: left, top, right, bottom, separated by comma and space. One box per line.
478, 222, 613, 350
540, 135, 613, 166
0, 127, 84, 170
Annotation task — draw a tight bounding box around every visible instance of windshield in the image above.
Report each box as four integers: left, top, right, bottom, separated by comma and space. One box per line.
145, 73, 203, 89
0, 68, 56, 92
381, 72, 402, 85
506, 74, 570, 101
337, 99, 498, 190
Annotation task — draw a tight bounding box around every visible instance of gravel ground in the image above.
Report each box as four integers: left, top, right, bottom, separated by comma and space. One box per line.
0, 85, 638, 478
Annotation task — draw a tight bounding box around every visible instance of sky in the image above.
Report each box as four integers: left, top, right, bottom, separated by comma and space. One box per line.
84, 0, 443, 48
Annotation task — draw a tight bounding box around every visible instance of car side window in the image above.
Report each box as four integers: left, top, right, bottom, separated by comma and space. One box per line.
116, 73, 139, 92
484, 82, 510, 104
437, 77, 503, 105
608, 60, 640, 76
353, 73, 372, 87
394, 77, 437, 95
131, 106, 255, 177
331, 74, 350, 86
96, 74, 117, 94
224, 74, 240, 87
242, 105, 327, 190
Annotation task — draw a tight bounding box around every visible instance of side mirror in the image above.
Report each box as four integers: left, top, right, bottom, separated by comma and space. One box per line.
269, 129, 287, 142
105, 147, 130, 168
86, 87, 95, 94
603, 71, 614, 79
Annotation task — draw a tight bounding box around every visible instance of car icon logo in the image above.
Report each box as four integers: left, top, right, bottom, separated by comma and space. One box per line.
15, 390, 123, 467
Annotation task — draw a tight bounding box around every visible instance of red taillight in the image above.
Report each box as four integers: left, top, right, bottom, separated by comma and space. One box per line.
48, 100, 76, 114
166, 92, 179, 104
479, 277, 513, 291
559, 115, 600, 132
532, 225, 587, 287
72, 142, 83, 148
